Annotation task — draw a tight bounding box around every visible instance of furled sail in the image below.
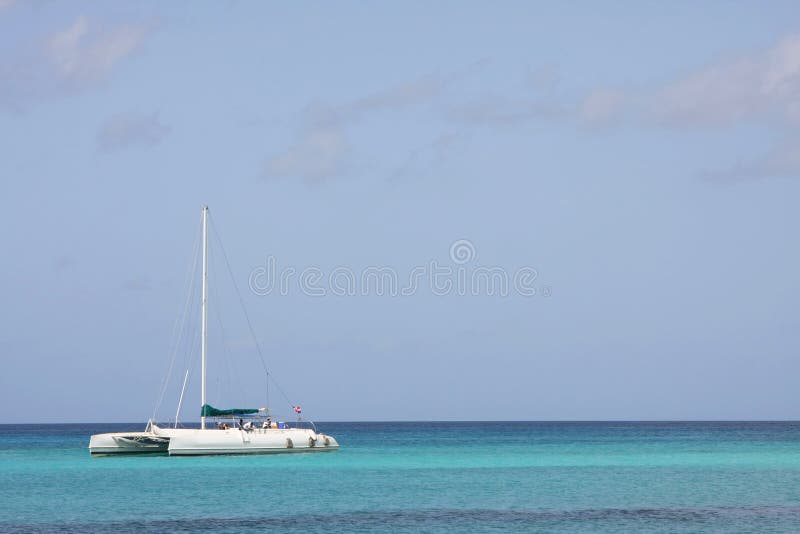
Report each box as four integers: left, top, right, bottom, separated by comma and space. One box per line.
200, 404, 259, 417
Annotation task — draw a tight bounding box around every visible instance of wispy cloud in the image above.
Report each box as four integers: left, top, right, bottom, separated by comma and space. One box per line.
525, 64, 560, 93
647, 33, 800, 181
333, 59, 490, 125
447, 94, 565, 126
567, 33, 800, 129
442, 63, 566, 127
46, 16, 148, 87
263, 122, 349, 184
263, 61, 488, 184
564, 32, 800, 181
345, 73, 446, 117
0, 15, 151, 111
652, 34, 800, 126
0, 0, 17, 13
97, 112, 170, 152
704, 137, 800, 182
579, 89, 625, 124
390, 132, 463, 182
261, 32, 800, 185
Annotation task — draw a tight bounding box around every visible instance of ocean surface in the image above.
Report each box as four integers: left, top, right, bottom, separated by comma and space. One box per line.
1, 422, 799, 533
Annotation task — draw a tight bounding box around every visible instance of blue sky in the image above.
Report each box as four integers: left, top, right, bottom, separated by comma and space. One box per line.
2, 1, 799, 423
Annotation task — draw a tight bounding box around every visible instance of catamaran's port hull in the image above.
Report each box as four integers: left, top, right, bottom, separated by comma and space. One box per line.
88, 432, 169, 455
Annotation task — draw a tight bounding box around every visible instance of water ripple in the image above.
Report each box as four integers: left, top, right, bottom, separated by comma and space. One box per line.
4, 505, 800, 533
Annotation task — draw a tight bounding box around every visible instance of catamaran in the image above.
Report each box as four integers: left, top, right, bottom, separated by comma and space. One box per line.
89, 206, 339, 455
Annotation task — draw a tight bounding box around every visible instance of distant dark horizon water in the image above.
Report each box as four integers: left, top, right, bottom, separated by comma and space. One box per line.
3, 419, 800, 426
2, 421, 800, 532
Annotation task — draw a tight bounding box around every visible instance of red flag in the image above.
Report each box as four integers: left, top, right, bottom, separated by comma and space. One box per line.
294, 406, 302, 414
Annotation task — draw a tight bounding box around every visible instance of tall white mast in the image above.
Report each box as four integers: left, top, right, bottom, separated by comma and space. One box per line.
200, 205, 209, 430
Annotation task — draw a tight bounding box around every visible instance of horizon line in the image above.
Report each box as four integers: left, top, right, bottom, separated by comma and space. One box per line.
2, 419, 799, 426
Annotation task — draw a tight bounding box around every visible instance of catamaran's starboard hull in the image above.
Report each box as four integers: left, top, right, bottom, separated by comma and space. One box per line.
168, 447, 339, 455
88, 432, 169, 455
167, 428, 339, 456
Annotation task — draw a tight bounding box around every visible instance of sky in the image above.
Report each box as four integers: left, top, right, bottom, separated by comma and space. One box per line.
1, 1, 800, 423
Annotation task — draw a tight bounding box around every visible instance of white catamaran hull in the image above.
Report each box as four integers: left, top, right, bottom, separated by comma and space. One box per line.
88, 432, 169, 455
167, 428, 339, 456
89, 427, 197, 455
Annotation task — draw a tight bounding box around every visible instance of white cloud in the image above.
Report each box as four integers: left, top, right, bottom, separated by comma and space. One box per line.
262, 61, 488, 184
447, 94, 564, 125
654, 34, 800, 126
336, 60, 489, 123
390, 132, 462, 182
263, 125, 349, 183
562, 33, 800, 181
346, 74, 446, 116
563, 32, 800, 130
97, 112, 170, 152
580, 89, 624, 124
641, 33, 800, 181
0, 0, 16, 13
704, 137, 800, 182
46, 16, 149, 86
0, 15, 150, 111
526, 64, 560, 93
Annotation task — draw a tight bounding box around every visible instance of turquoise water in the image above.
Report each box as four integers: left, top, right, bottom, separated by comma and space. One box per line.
1, 422, 800, 532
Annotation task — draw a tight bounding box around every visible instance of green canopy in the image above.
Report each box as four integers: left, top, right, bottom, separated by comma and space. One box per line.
201, 404, 259, 417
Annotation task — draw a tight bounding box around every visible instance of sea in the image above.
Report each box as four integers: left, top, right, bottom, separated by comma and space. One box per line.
1, 421, 799, 533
